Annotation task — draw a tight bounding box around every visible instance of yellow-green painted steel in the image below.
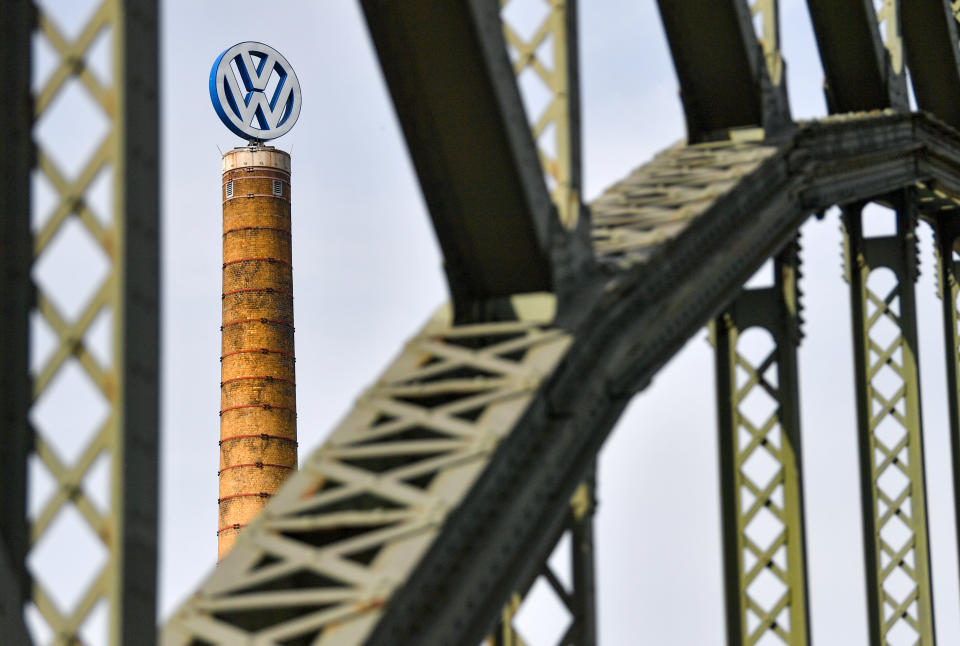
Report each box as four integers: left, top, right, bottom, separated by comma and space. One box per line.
751, 0, 783, 86
876, 0, 903, 74
28, 1, 158, 643
162, 298, 572, 646
501, 0, 580, 230
12, 1, 960, 644
842, 196, 935, 646
713, 242, 811, 646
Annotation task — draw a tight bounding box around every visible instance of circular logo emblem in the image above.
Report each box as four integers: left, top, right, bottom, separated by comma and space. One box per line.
209, 42, 302, 141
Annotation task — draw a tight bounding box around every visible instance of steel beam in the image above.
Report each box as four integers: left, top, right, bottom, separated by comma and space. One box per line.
163, 299, 576, 646
360, 1, 591, 317
935, 216, 960, 609
488, 473, 597, 646
0, 0, 35, 634
902, 1, 960, 131
491, 5, 594, 640
655, 0, 790, 142
165, 112, 960, 646
714, 241, 811, 646
367, 114, 960, 646
805, 0, 907, 112
568, 475, 598, 646
24, 0, 160, 643
842, 195, 935, 646
0, 536, 31, 646
115, 2, 161, 643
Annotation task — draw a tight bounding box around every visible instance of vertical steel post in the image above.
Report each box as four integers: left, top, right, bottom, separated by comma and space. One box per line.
842, 194, 935, 645
107, 0, 162, 642
567, 470, 598, 646
0, 535, 30, 644
23, 0, 160, 643
935, 216, 960, 606
714, 240, 811, 646
113, 2, 161, 642
490, 594, 527, 646
487, 474, 597, 646
0, 1, 34, 641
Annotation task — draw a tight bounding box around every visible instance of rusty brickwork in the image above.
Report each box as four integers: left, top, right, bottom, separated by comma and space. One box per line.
218, 146, 297, 560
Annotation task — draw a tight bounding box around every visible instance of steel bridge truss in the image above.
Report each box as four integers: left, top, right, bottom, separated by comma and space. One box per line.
713, 240, 811, 646
9, 0, 960, 645
2, 0, 159, 645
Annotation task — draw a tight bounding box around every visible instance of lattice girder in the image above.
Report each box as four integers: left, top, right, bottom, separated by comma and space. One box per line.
842, 195, 935, 646
591, 135, 779, 266
500, 0, 580, 229
749, 0, 782, 86
656, 0, 791, 141
163, 298, 571, 645
714, 241, 810, 646
161, 110, 960, 644
28, 1, 119, 643
20, 0, 160, 644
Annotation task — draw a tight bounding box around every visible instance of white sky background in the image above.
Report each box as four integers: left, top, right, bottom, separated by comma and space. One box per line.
23, 0, 960, 643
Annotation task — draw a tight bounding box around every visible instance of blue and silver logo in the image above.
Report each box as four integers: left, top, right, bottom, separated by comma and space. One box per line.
209, 41, 302, 141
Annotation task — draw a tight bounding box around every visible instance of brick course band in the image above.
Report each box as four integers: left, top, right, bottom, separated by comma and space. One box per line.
218, 462, 296, 474
219, 146, 297, 562
222, 257, 292, 268
218, 433, 299, 445
221, 375, 296, 386
222, 194, 291, 204
221, 318, 294, 330
220, 348, 296, 360
223, 226, 292, 236
222, 287, 294, 298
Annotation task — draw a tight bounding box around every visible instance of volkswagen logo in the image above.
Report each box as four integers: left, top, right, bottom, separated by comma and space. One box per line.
209, 41, 302, 141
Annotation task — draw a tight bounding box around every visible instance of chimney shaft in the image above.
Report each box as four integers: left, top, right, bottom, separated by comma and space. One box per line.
218, 146, 297, 560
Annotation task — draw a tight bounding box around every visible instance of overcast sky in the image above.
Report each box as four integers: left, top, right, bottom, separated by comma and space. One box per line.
24, 1, 960, 644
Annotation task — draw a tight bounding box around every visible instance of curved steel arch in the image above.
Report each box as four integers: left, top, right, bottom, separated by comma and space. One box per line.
12, 0, 960, 644
163, 109, 960, 645
161, 0, 960, 644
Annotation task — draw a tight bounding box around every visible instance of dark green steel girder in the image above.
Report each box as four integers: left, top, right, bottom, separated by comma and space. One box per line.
902, 1, 960, 132
164, 105, 960, 644
805, 0, 907, 112
16, 1, 960, 643
361, 113, 960, 645
117, 2, 162, 643
566, 479, 597, 646
162, 110, 960, 646
0, 2, 35, 640
935, 216, 960, 619
655, 0, 791, 142
360, 1, 592, 317
0, 535, 30, 646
